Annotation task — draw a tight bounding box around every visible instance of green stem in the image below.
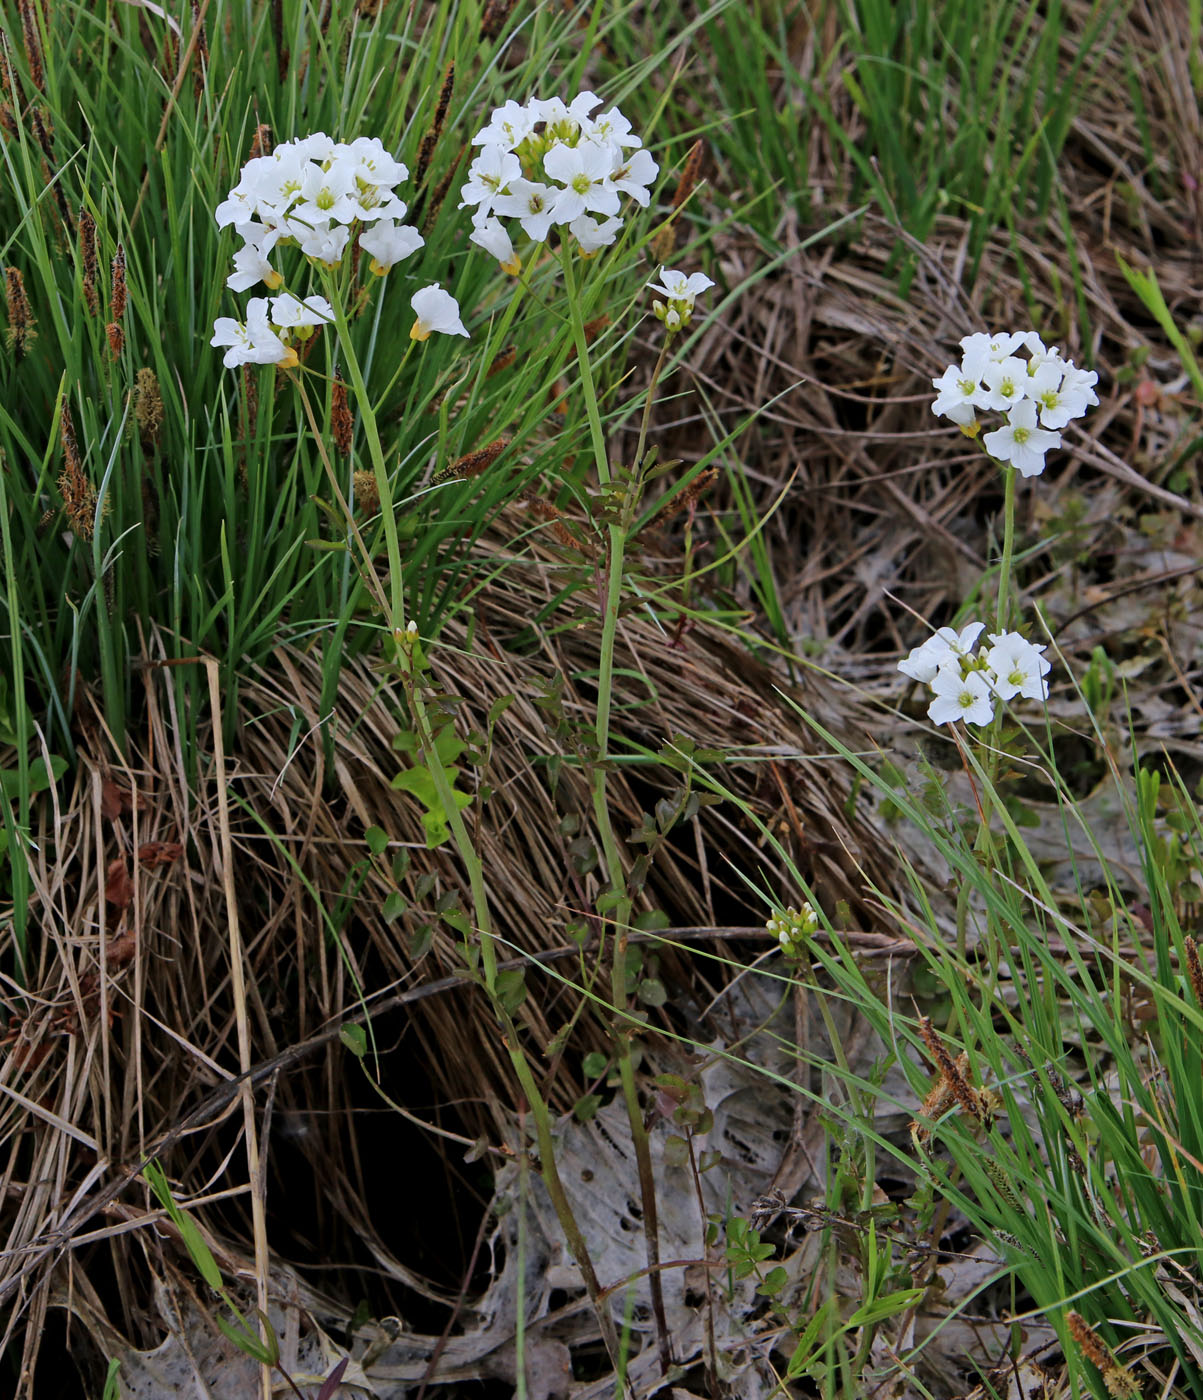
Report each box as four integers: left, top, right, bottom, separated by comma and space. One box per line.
321, 275, 408, 635
561, 242, 673, 1374
325, 278, 623, 1378
995, 462, 1017, 634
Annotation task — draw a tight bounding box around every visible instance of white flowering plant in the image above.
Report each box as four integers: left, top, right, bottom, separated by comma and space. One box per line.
458, 92, 658, 271
210, 132, 470, 368
931, 329, 1099, 478
899, 622, 1051, 727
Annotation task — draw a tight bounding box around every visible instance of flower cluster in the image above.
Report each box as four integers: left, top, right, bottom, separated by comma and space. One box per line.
211, 133, 471, 368
211, 292, 334, 369
459, 92, 658, 268
649, 267, 713, 332
767, 903, 820, 956
899, 622, 1051, 726
215, 133, 424, 284
932, 331, 1099, 477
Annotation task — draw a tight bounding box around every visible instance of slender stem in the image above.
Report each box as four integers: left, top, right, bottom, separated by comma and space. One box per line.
321, 276, 408, 634
995, 462, 1017, 633
561, 241, 672, 1373
325, 282, 623, 1379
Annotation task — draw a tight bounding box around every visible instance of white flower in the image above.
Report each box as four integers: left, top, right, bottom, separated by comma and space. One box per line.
590, 106, 641, 150
492, 179, 559, 241
469, 216, 521, 274
927, 661, 995, 727
459, 145, 521, 213
897, 621, 984, 683
210, 298, 293, 368
290, 159, 361, 227
536, 92, 603, 130
346, 136, 408, 189
984, 632, 1051, 702
226, 242, 284, 293
1048, 362, 1099, 425
570, 213, 622, 254
982, 399, 1062, 477
269, 291, 334, 330
410, 284, 468, 340
543, 140, 621, 223
931, 363, 984, 426
978, 355, 1031, 412
296, 222, 351, 265
359, 219, 425, 274
959, 331, 1023, 379
649, 267, 714, 332
609, 146, 658, 206
471, 99, 537, 151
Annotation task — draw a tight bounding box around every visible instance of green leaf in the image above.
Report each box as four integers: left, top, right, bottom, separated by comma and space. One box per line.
382, 891, 407, 923
340, 1023, 367, 1059
663, 1134, 690, 1168
496, 968, 527, 1014
364, 826, 389, 856
757, 1265, 789, 1297
637, 978, 667, 1007
582, 1051, 609, 1079
177, 1214, 224, 1291
487, 694, 515, 728
847, 1287, 926, 1327
0, 754, 68, 799
573, 1093, 602, 1122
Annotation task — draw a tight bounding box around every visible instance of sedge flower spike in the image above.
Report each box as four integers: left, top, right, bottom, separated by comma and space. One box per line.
931, 328, 1098, 473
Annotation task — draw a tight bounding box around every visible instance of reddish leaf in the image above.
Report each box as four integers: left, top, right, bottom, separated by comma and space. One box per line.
137, 841, 182, 868
100, 778, 124, 820
105, 930, 137, 966
105, 858, 133, 909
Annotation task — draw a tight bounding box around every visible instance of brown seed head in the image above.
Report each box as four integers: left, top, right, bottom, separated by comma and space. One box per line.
19, 0, 44, 93
353, 470, 379, 517
241, 363, 258, 436
5, 265, 37, 358
486, 345, 517, 378
1066, 1312, 1139, 1399
919, 1016, 989, 1127
191, 3, 208, 100
651, 140, 705, 263
247, 123, 272, 161
480, 0, 515, 41
78, 206, 98, 315
1185, 935, 1203, 1009
331, 373, 353, 456
433, 437, 510, 484
419, 144, 465, 231
0, 31, 16, 105
415, 62, 455, 189
522, 496, 593, 556
134, 367, 163, 449
105, 321, 124, 359
58, 400, 97, 538
109, 243, 126, 321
